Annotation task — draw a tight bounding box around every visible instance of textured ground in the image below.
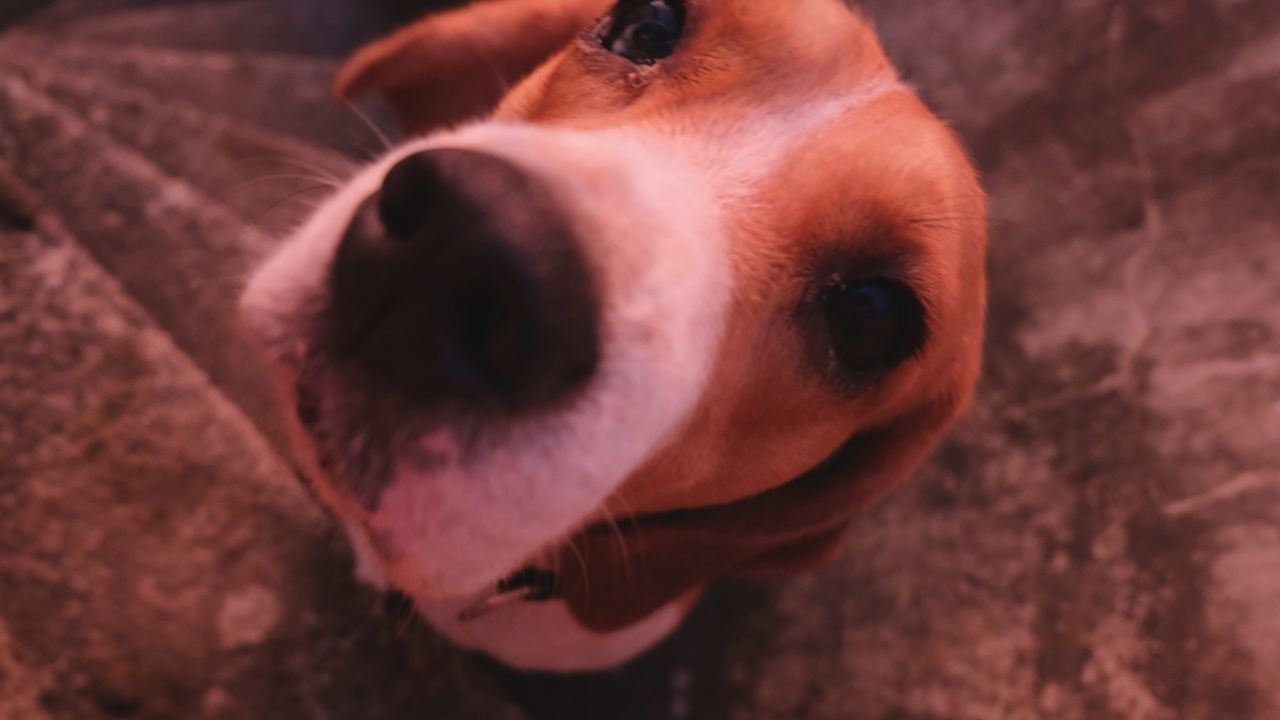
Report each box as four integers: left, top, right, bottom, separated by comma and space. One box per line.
1, 1, 1277, 718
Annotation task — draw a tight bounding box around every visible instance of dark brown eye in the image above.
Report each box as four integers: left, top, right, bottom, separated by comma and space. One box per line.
820, 277, 928, 374
600, 0, 685, 65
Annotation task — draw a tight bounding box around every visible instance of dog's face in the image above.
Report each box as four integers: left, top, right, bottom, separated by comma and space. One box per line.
241, 0, 987, 604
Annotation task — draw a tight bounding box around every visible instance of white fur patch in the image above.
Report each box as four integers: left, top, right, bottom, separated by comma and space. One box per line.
241, 74, 904, 667
681, 79, 905, 195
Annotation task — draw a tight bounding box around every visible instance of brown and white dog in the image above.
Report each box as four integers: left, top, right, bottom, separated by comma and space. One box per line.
240, 0, 987, 671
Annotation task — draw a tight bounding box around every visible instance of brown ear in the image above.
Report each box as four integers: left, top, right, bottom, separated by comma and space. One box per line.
557, 397, 966, 633
335, 0, 609, 135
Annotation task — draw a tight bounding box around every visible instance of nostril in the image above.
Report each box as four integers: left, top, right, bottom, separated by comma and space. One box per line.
447, 279, 543, 399
451, 285, 510, 380
378, 152, 448, 238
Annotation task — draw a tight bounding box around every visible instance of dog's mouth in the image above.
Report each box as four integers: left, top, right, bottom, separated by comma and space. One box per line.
456, 566, 562, 621
284, 364, 613, 602
290, 459, 565, 621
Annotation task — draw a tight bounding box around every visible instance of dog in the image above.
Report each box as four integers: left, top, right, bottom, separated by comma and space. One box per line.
240, 0, 988, 672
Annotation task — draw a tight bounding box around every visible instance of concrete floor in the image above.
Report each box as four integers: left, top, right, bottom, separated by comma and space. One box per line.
1, 1, 1278, 718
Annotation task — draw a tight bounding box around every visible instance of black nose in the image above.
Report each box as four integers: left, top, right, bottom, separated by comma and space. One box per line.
326, 148, 600, 411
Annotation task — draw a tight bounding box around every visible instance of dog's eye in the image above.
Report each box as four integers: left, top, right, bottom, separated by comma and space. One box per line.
820, 277, 928, 374
600, 0, 685, 65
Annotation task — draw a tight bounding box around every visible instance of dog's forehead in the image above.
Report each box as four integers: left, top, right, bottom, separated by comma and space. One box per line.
499, 0, 895, 127
696, 0, 892, 81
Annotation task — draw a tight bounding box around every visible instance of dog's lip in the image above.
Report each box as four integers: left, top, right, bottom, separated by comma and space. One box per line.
456, 567, 562, 622
281, 375, 388, 516
292, 376, 325, 437
278, 375, 660, 601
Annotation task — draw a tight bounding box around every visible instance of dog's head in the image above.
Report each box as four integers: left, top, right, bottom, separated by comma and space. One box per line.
241, 0, 987, 630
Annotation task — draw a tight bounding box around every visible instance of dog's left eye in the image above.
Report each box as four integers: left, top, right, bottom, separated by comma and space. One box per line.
600, 0, 685, 65
820, 277, 928, 375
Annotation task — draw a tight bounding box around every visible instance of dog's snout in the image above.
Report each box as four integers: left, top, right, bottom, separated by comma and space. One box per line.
327, 148, 600, 411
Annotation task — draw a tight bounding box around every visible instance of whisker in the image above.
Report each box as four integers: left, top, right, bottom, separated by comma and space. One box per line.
609, 493, 642, 535
606, 509, 632, 585
609, 494, 647, 582
232, 151, 348, 176
471, 44, 514, 99
225, 173, 339, 195
342, 100, 394, 152
563, 536, 591, 609
905, 212, 1020, 232
398, 604, 422, 636
254, 185, 332, 226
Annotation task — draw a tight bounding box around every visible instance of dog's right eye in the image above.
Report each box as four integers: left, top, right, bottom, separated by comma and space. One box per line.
819, 277, 928, 376
600, 0, 685, 65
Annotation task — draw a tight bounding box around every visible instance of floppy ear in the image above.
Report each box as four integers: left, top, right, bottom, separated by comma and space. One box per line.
557, 397, 966, 633
335, 0, 609, 136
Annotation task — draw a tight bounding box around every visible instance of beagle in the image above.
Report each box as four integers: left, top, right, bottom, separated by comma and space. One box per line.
240, 0, 987, 672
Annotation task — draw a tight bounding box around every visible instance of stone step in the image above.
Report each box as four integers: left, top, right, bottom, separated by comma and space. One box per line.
860, 0, 1280, 169
17, 0, 417, 57
0, 48, 355, 236
17, 0, 212, 27
0, 0, 49, 28
981, 29, 1280, 254
28, 0, 312, 55
0, 221, 521, 720
0, 72, 287, 448
0, 33, 397, 156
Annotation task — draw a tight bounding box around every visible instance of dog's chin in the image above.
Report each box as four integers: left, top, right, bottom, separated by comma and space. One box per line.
288, 413, 591, 600
306, 473, 548, 602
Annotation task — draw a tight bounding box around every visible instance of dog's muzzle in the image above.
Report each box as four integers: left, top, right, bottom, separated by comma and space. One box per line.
254, 131, 725, 600
321, 147, 602, 415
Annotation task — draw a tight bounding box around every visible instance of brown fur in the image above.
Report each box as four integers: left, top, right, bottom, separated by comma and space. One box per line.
337, 0, 987, 632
